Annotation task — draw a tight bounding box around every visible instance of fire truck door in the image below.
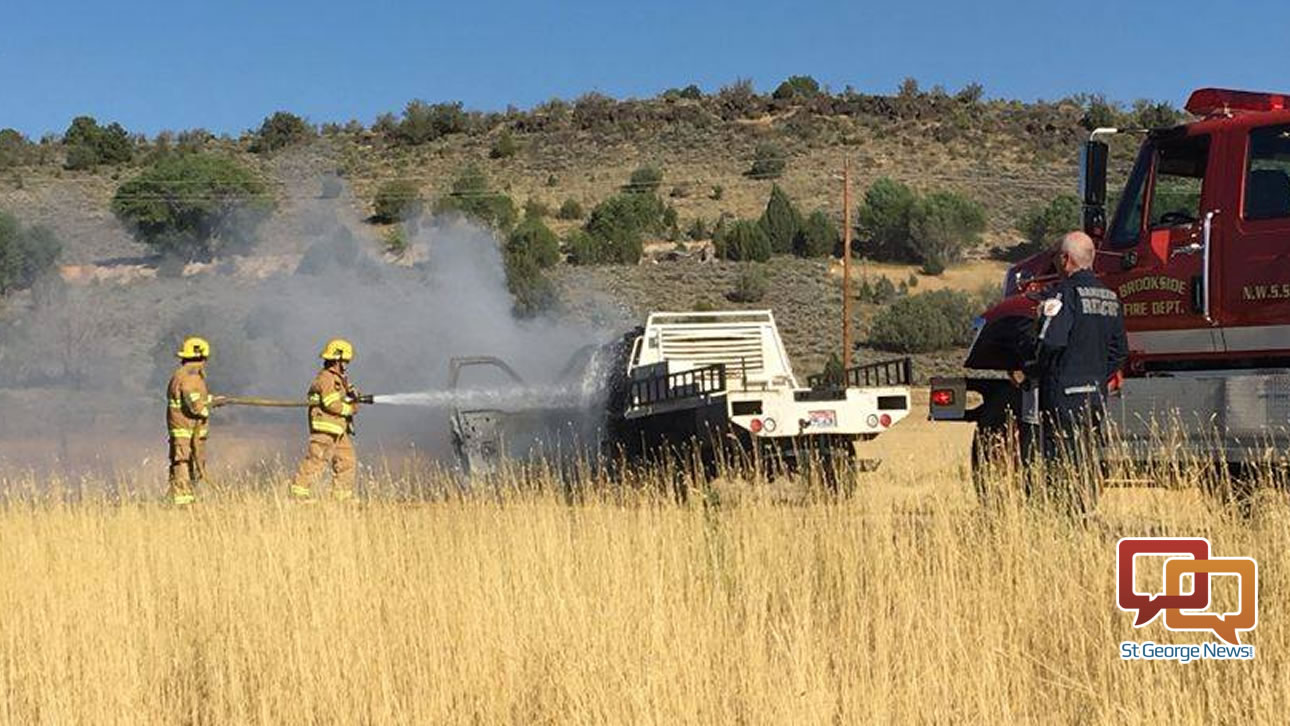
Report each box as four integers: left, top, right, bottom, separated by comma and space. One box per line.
1097, 133, 1220, 357
1220, 122, 1290, 355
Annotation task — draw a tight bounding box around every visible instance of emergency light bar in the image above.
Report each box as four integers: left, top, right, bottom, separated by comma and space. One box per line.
1186, 88, 1290, 116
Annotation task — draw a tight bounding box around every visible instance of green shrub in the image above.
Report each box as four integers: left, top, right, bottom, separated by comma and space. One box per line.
818, 353, 845, 386
868, 290, 977, 353
372, 113, 399, 137
372, 179, 423, 223
489, 129, 519, 159
504, 252, 557, 318
747, 143, 786, 179
907, 273, 919, 288
383, 226, 409, 256
434, 164, 516, 231
714, 78, 760, 120
556, 198, 584, 220
729, 264, 769, 302
758, 184, 802, 254
578, 193, 663, 264
62, 116, 132, 169
663, 204, 679, 239
715, 219, 771, 262
710, 184, 724, 201
1080, 95, 1122, 131
250, 111, 314, 153
857, 177, 917, 261
798, 209, 837, 258
955, 82, 985, 105
858, 276, 900, 304
0, 212, 62, 295
626, 165, 663, 194
111, 152, 274, 258
564, 229, 603, 265
908, 191, 986, 274
1018, 194, 1081, 258
0, 129, 37, 168
1132, 99, 1182, 129
686, 217, 710, 241
395, 100, 468, 145
772, 75, 821, 100
523, 198, 550, 219
506, 216, 561, 268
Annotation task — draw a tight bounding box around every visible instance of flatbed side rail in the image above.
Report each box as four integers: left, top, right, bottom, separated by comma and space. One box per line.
808, 357, 913, 389
631, 364, 727, 406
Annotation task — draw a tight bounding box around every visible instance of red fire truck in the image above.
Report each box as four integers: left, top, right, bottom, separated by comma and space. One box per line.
931, 88, 1290, 483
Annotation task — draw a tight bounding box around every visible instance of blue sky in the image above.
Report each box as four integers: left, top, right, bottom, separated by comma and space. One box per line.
2, 0, 1287, 138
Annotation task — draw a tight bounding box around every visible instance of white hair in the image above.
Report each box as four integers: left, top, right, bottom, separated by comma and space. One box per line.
1060, 231, 1095, 269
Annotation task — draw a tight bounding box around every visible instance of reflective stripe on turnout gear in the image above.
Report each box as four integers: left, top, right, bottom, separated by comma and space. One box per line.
322, 391, 344, 406
170, 428, 195, 439
290, 485, 314, 498
310, 419, 347, 436
1063, 384, 1098, 395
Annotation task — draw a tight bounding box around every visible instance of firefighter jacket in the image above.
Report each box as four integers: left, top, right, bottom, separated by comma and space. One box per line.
1033, 268, 1129, 407
167, 363, 211, 440
306, 367, 358, 437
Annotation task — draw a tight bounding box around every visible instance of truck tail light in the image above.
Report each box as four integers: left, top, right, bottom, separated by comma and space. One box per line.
749, 418, 763, 434
879, 414, 892, 428
931, 389, 955, 407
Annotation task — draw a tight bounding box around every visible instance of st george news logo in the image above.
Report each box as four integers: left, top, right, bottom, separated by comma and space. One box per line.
1116, 538, 1257, 662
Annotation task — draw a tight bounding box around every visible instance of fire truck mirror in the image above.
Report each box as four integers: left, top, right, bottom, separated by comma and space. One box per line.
1079, 140, 1109, 206
1120, 250, 1138, 270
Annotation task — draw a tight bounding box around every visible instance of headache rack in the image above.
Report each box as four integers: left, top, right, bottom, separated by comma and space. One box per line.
631, 364, 728, 406
807, 357, 914, 389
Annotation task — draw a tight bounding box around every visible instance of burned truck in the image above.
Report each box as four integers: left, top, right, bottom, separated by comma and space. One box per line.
450, 309, 913, 485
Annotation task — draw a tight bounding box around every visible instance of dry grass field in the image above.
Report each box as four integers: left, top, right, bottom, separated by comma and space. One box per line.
1, 395, 1286, 724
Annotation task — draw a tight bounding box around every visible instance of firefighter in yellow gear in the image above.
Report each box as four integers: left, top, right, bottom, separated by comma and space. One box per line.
167, 336, 216, 506
290, 338, 361, 502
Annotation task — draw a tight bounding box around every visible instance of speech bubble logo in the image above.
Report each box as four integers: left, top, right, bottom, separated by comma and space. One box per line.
1116, 538, 1210, 626
1164, 557, 1258, 645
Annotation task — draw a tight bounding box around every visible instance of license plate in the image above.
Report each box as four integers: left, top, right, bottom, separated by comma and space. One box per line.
808, 410, 837, 429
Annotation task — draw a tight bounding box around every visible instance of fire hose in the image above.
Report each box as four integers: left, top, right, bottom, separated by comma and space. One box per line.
214, 394, 376, 408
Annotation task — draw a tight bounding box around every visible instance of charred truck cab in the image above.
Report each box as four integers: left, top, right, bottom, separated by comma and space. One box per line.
932, 88, 1290, 478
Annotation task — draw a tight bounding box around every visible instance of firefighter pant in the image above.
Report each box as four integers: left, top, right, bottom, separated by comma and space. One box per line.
167, 435, 206, 503
291, 432, 357, 500
1039, 391, 1105, 513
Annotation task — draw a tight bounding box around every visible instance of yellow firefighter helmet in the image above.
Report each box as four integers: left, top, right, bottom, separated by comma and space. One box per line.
176, 336, 212, 360
320, 338, 355, 362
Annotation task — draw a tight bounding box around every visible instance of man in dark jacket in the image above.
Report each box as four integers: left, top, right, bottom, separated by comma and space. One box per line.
1031, 231, 1129, 511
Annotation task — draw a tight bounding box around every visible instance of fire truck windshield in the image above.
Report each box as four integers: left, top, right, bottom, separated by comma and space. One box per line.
1107, 144, 1151, 249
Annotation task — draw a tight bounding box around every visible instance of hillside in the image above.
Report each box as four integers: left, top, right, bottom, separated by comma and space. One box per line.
0, 83, 1157, 395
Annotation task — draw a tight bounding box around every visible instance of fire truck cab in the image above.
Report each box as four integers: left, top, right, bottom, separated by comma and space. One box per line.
1090, 88, 1290, 368
932, 89, 1290, 486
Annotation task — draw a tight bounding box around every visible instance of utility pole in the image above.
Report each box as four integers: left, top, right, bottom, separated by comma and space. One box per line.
841, 158, 853, 370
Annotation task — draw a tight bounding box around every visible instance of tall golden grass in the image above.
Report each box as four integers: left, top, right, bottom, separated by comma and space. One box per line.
0, 461, 1285, 724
